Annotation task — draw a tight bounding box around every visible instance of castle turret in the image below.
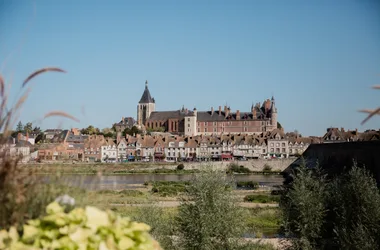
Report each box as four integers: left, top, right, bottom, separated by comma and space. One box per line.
137, 80, 155, 126
271, 96, 277, 128
184, 107, 197, 136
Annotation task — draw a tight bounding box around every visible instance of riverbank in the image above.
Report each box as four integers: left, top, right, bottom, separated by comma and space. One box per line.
21, 158, 295, 175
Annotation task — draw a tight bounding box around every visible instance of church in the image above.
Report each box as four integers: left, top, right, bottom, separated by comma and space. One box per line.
137, 81, 279, 136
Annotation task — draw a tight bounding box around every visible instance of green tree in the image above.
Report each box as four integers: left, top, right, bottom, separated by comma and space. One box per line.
327, 165, 380, 249
280, 160, 326, 250
176, 168, 246, 250
281, 161, 380, 250
277, 122, 282, 129
16, 121, 23, 132
32, 126, 41, 134
122, 126, 142, 137
81, 125, 100, 135
23, 122, 33, 134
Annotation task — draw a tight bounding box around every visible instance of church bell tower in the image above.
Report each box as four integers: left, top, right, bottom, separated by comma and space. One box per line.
137, 80, 155, 126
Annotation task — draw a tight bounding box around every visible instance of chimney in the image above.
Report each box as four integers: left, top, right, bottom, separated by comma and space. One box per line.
224, 106, 228, 118
211, 107, 214, 115
185, 108, 188, 114
218, 106, 222, 116
341, 127, 345, 132
253, 109, 257, 119
236, 110, 240, 120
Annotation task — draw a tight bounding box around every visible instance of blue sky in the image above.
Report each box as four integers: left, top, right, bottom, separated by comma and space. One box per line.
0, 0, 379, 136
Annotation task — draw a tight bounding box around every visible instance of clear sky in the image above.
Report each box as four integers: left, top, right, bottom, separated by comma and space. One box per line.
0, 0, 379, 136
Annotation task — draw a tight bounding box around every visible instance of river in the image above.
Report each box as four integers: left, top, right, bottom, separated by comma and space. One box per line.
50, 174, 284, 191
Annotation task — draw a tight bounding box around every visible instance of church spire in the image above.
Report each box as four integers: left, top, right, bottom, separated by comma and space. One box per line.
139, 80, 154, 104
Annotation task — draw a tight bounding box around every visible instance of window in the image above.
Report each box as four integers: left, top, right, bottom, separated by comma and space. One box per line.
244, 127, 247, 132
270, 143, 274, 147
289, 149, 293, 153
282, 148, 285, 153
244, 121, 246, 125
205, 122, 207, 126
276, 143, 279, 147
282, 143, 285, 147
270, 148, 274, 152
188, 118, 190, 122
188, 124, 190, 127
214, 122, 216, 126
204, 128, 207, 132
214, 128, 217, 132
198, 128, 200, 132
276, 148, 280, 153
263, 149, 266, 153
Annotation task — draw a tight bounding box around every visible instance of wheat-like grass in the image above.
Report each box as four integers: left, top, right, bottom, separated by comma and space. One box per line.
360, 85, 380, 125
22, 67, 66, 88
0, 75, 4, 97
44, 111, 80, 122
0, 66, 81, 229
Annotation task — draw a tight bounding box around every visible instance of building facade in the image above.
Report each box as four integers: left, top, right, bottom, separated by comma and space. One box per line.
138, 82, 279, 135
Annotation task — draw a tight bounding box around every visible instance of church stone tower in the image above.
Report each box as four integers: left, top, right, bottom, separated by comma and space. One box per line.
137, 80, 155, 126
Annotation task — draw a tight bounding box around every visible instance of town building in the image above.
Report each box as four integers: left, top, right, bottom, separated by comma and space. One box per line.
137, 81, 279, 136
113, 117, 136, 132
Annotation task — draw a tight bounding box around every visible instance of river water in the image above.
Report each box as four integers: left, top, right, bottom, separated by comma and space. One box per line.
51, 174, 284, 191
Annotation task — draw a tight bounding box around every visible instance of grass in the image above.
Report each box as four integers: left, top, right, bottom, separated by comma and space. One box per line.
244, 194, 280, 203
149, 181, 189, 197
245, 208, 282, 237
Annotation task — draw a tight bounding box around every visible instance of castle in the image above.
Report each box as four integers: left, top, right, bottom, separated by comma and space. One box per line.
137, 81, 278, 136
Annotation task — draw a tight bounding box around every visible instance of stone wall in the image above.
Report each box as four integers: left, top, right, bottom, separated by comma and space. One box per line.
183, 158, 296, 172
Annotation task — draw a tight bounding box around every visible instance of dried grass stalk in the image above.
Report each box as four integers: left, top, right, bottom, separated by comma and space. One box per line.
360, 108, 380, 125
44, 111, 79, 122
0, 75, 4, 97
22, 67, 66, 87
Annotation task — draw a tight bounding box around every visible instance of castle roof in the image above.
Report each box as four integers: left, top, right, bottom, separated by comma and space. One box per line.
139, 81, 155, 104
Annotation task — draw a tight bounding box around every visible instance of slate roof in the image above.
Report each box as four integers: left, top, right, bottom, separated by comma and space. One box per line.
139, 82, 155, 104
147, 110, 194, 121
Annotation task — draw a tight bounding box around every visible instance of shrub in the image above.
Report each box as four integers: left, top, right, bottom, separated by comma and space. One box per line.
150, 181, 188, 196
177, 163, 185, 170
280, 161, 380, 249
280, 163, 326, 249
227, 163, 251, 174
177, 168, 246, 249
244, 194, 280, 203
236, 181, 259, 189
263, 164, 272, 172
0, 202, 161, 250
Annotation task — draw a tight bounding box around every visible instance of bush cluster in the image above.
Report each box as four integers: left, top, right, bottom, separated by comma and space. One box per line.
281, 163, 380, 249
227, 163, 252, 174
176, 163, 185, 170
244, 194, 280, 203
236, 181, 259, 189
150, 181, 189, 197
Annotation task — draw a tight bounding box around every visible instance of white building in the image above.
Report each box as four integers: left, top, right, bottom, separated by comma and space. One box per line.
117, 138, 128, 161
101, 139, 117, 162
